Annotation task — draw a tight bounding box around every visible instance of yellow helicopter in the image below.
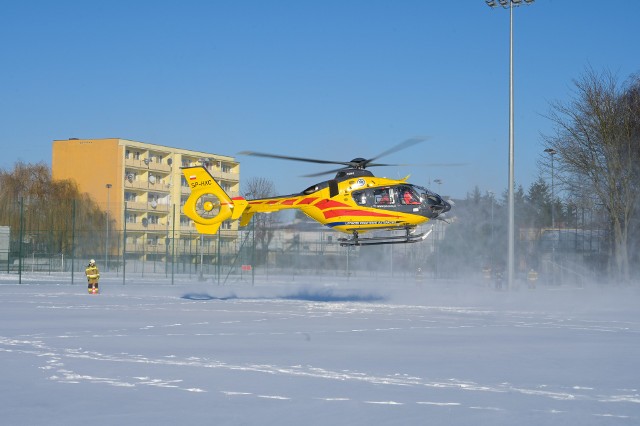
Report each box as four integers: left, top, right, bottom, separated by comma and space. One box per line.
181, 138, 451, 246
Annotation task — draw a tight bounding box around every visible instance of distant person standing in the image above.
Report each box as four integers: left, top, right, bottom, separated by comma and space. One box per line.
85, 259, 100, 294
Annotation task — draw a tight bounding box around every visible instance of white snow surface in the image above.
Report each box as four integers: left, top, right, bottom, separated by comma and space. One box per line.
1, 273, 639, 425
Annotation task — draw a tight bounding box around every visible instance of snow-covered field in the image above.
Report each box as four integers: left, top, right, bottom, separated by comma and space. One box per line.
1, 273, 639, 425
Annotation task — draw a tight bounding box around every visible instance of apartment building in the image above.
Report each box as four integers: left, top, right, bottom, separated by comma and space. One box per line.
52, 138, 240, 265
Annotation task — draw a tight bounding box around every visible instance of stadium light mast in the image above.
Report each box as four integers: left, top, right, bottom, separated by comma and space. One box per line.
544, 148, 557, 229
484, 0, 535, 290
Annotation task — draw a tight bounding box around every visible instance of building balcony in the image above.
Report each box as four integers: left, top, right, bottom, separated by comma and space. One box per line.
124, 158, 172, 172
124, 158, 148, 169
147, 202, 170, 213
148, 162, 172, 172
179, 224, 197, 233
124, 243, 167, 254
124, 202, 170, 213
210, 170, 239, 183
124, 180, 170, 192
124, 201, 148, 211
125, 222, 170, 232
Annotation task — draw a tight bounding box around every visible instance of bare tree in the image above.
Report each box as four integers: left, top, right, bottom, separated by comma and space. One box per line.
542, 68, 640, 282
242, 177, 280, 264
0, 162, 108, 257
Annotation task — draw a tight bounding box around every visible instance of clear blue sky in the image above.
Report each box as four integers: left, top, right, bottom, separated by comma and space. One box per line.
1, 0, 638, 199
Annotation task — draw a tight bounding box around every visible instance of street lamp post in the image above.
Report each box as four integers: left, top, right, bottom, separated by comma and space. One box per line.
105, 183, 112, 271
484, 0, 535, 289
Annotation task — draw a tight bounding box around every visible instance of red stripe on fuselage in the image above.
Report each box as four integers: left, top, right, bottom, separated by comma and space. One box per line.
297, 197, 318, 205
314, 199, 350, 210
322, 209, 399, 219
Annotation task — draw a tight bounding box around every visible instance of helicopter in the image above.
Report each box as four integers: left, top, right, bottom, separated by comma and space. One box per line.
181, 137, 452, 246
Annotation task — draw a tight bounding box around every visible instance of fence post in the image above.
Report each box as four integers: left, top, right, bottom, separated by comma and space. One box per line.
123, 202, 127, 285
18, 197, 24, 284
71, 199, 76, 285
171, 204, 175, 285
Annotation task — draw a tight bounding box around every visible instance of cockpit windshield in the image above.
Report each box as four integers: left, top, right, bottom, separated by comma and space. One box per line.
410, 185, 439, 206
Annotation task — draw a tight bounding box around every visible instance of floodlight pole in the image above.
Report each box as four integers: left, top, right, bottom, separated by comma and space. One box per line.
485, 0, 535, 290
544, 147, 557, 285
544, 148, 557, 228
507, 1, 514, 291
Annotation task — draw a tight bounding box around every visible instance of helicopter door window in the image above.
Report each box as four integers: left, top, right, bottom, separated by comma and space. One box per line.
400, 186, 420, 205
374, 188, 394, 205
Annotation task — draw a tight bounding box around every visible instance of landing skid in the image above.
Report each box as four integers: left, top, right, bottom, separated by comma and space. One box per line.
339, 227, 433, 247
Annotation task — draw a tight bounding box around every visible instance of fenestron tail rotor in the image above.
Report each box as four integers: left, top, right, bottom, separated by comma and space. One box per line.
181, 166, 248, 235
195, 194, 222, 219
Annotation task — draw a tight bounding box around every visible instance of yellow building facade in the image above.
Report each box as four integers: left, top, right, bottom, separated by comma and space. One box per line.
52, 138, 240, 265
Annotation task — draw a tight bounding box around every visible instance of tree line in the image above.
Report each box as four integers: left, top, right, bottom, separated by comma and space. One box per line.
441, 68, 639, 283
0, 162, 108, 258
542, 68, 639, 282
0, 68, 637, 283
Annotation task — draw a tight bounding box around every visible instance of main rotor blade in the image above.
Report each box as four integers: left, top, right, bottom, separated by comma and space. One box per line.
240, 136, 430, 178
301, 163, 405, 178
238, 151, 351, 167
301, 161, 468, 178
393, 162, 470, 168
367, 137, 427, 164
301, 167, 349, 178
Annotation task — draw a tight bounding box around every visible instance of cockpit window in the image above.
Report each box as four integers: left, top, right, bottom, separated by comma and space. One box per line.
352, 190, 368, 205
373, 188, 394, 205
399, 186, 421, 205
427, 195, 443, 207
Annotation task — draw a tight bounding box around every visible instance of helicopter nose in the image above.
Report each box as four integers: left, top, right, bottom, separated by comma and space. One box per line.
442, 199, 451, 213
425, 194, 450, 216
